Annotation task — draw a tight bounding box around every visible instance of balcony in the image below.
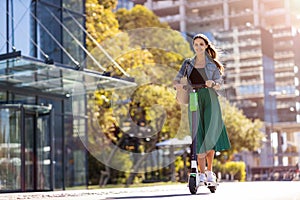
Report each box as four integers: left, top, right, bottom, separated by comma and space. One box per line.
238, 40, 261, 47
264, 8, 286, 17
236, 84, 264, 97
229, 9, 254, 18
274, 41, 294, 51
217, 42, 235, 50
275, 62, 295, 69
239, 51, 262, 59
239, 60, 262, 68
186, 0, 223, 9
152, 3, 180, 16
273, 31, 294, 38
186, 14, 223, 24
214, 31, 234, 39
274, 51, 294, 60
151, 1, 180, 10
159, 14, 181, 23
132, 0, 146, 4
238, 29, 261, 37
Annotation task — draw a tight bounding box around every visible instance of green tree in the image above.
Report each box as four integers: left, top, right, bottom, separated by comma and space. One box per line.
116, 5, 168, 30
116, 5, 193, 68
85, 1, 264, 187
98, 0, 117, 9
220, 97, 264, 161
86, 0, 120, 50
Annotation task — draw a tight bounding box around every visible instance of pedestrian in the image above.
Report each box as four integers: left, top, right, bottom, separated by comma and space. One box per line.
173, 33, 231, 185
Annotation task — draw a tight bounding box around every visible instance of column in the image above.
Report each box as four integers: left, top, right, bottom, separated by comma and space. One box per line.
277, 130, 283, 165
262, 126, 274, 166
286, 131, 294, 164
223, 0, 229, 30
252, 0, 259, 26
145, 0, 153, 10
179, 0, 186, 33
284, 0, 291, 27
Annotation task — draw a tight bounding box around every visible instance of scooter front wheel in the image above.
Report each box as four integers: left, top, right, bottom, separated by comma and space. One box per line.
188, 176, 197, 194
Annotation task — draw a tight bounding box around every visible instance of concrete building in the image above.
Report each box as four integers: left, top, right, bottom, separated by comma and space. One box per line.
143, 0, 300, 169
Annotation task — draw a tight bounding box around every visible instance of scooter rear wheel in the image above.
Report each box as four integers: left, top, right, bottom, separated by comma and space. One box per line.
188, 176, 197, 194
208, 185, 216, 193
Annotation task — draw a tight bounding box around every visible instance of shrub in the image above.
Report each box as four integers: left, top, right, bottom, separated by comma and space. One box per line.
213, 160, 246, 182
224, 161, 246, 181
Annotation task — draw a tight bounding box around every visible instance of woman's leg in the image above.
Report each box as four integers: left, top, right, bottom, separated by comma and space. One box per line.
197, 153, 206, 173
206, 150, 215, 171
206, 150, 217, 183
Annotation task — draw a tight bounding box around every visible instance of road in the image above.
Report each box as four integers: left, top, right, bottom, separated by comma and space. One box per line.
1, 181, 300, 200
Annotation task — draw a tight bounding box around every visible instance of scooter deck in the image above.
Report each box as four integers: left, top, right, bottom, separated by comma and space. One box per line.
202, 181, 218, 193
196, 181, 218, 188
205, 181, 219, 187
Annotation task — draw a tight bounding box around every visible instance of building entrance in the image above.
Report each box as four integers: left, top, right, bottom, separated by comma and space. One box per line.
0, 104, 53, 192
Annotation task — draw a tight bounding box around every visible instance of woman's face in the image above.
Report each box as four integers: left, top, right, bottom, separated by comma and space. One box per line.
193, 38, 208, 54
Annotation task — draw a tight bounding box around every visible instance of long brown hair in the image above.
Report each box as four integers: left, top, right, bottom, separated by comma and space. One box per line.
192, 33, 224, 75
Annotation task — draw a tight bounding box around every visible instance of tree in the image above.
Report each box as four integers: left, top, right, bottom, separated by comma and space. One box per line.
85, 0, 120, 50
85, 1, 264, 187
97, 0, 117, 9
220, 97, 264, 161
116, 5, 168, 30
116, 5, 193, 69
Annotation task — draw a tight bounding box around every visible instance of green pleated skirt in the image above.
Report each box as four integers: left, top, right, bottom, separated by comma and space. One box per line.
188, 88, 231, 154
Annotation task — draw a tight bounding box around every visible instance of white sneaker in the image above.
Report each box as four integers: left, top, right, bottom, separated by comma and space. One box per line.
206, 171, 217, 183
198, 173, 207, 186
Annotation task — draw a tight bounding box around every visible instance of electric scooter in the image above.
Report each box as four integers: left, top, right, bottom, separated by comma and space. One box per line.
188, 86, 218, 194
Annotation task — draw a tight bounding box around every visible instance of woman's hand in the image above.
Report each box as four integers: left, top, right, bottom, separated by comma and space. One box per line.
206, 80, 215, 87
174, 83, 184, 90
206, 80, 221, 90
213, 83, 221, 90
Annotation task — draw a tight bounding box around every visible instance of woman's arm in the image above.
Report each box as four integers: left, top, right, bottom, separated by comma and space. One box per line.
211, 68, 223, 90
173, 59, 188, 85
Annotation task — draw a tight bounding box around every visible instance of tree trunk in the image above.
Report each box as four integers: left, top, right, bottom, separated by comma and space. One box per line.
125, 140, 157, 187
98, 135, 125, 187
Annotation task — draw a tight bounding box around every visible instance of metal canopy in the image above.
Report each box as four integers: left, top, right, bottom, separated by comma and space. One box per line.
0, 52, 136, 99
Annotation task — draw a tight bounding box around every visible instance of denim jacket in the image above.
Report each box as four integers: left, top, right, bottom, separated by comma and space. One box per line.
174, 52, 223, 89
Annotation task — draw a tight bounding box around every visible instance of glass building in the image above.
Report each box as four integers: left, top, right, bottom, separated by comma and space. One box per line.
0, 0, 134, 192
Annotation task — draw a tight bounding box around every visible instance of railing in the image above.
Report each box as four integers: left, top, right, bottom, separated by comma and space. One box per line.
186, 0, 223, 8
151, 1, 180, 10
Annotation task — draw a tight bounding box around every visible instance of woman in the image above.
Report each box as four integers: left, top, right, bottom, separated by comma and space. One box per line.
174, 33, 231, 184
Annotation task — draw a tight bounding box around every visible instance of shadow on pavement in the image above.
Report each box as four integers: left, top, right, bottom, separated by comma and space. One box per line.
105, 192, 211, 199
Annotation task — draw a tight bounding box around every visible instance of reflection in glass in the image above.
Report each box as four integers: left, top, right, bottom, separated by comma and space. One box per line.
0, 108, 21, 190
36, 115, 51, 190
63, 0, 84, 14
25, 115, 34, 190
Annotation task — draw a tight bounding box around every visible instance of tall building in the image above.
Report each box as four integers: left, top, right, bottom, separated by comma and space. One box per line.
0, 0, 134, 192
144, 0, 300, 168
116, 0, 135, 10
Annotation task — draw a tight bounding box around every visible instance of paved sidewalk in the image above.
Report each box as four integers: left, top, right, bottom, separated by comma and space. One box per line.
1, 181, 300, 200
0, 184, 184, 200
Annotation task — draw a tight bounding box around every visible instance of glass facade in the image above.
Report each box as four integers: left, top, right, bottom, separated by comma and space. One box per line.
0, 104, 53, 191
0, 106, 22, 190
0, 0, 135, 192
0, 0, 87, 192
33, 0, 86, 66
116, 0, 134, 10
0, 0, 85, 64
